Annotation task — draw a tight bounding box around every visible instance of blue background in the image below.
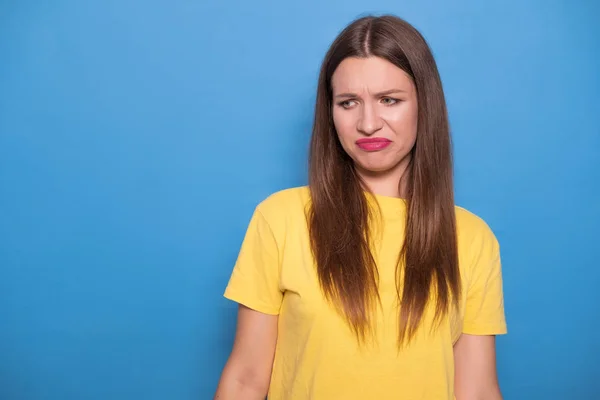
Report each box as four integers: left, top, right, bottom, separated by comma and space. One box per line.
1, 1, 598, 399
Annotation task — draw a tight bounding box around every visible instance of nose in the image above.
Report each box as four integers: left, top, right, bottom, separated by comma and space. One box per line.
356, 102, 383, 136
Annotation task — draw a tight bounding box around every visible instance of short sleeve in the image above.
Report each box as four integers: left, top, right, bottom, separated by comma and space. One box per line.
223, 207, 283, 315
462, 228, 507, 335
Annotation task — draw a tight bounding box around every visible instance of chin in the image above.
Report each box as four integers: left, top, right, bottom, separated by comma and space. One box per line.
355, 161, 396, 174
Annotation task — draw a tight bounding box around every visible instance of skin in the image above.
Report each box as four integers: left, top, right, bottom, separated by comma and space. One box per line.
454, 334, 503, 400
214, 56, 503, 400
331, 56, 418, 198
214, 305, 277, 399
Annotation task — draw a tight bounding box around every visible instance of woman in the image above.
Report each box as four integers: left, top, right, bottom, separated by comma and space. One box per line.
215, 14, 507, 400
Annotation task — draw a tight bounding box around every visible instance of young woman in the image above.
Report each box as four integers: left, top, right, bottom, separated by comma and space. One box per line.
215, 14, 507, 400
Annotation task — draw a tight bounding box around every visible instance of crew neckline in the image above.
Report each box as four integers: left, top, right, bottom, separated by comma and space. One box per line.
365, 192, 407, 221
366, 191, 406, 203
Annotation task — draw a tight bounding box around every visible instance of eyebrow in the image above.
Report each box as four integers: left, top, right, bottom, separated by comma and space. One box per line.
334, 88, 407, 99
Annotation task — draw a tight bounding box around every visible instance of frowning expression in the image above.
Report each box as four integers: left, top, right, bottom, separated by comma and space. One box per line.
331, 56, 418, 177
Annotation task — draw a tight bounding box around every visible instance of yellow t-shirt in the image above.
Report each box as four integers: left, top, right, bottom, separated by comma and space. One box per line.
224, 186, 507, 400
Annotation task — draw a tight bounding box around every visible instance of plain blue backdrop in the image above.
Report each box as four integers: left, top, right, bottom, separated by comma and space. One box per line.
1, 1, 598, 399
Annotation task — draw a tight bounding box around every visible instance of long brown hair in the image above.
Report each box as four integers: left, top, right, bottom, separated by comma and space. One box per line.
308, 15, 460, 346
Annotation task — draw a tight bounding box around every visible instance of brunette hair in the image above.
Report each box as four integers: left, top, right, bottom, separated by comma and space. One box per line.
308, 15, 460, 346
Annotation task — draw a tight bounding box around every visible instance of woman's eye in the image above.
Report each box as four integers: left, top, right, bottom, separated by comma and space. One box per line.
381, 97, 399, 105
339, 100, 357, 108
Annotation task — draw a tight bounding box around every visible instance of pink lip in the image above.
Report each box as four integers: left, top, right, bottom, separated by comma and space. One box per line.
356, 137, 392, 151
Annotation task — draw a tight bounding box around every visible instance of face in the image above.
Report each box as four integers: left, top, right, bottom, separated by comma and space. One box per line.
331, 56, 418, 183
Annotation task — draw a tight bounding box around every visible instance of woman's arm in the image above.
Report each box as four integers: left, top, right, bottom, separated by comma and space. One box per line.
454, 334, 503, 400
214, 305, 278, 400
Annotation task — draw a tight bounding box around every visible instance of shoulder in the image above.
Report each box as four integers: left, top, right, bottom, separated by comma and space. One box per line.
254, 186, 310, 226
454, 205, 500, 256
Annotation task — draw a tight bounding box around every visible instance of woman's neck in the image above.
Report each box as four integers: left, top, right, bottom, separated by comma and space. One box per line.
355, 159, 410, 199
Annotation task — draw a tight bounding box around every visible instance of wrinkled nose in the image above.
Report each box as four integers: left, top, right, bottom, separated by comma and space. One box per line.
356, 102, 384, 135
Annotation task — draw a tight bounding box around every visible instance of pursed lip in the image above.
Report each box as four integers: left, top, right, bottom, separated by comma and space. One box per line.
356, 137, 392, 151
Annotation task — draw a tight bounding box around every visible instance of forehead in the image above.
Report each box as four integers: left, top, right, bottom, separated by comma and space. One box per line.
331, 56, 414, 93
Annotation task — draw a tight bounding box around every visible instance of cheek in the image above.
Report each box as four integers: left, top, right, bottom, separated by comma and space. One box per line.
332, 110, 356, 144
383, 104, 418, 140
